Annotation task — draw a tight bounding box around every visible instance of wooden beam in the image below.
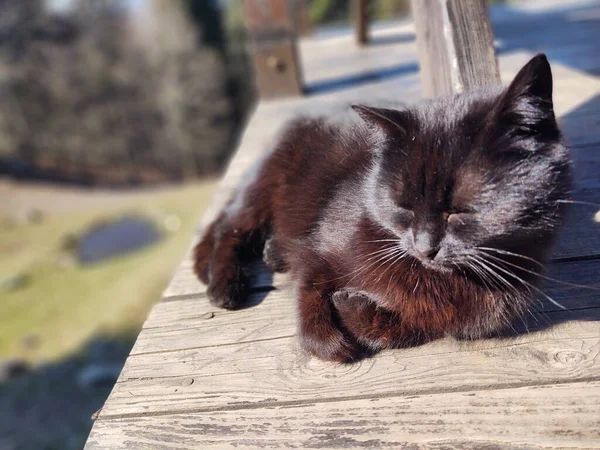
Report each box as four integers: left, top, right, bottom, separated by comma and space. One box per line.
243, 0, 303, 99
410, 0, 500, 97
294, 0, 311, 37
354, 0, 370, 45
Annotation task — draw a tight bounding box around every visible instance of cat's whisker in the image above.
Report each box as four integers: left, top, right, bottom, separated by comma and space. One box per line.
469, 256, 519, 332
314, 245, 399, 284
375, 250, 408, 283
473, 255, 537, 333
555, 199, 600, 208
469, 256, 524, 301
464, 259, 523, 333
368, 248, 407, 283
475, 255, 568, 311
469, 255, 517, 294
473, 250, 551, 328
343, 246, 405, 284
468, 257, 527, 334
476, 247, 545, 269
363, 245, 404, 260
365, 239, 404, 243
482, 252, 600, 292
463, 259, 495, 293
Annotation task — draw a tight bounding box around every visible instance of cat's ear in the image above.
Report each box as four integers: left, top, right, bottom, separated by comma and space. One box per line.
494, 54, 558, 137
351, 105, 408, 136
505, 53, 553, 104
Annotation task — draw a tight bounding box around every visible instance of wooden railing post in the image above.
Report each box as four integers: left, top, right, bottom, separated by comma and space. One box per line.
294, 0, 311, 37
410, 0, 500, 98
354, 0, 370, 45
243, 0, 303, 99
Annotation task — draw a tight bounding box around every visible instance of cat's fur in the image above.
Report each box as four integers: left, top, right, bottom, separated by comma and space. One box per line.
193, 54, 571, 362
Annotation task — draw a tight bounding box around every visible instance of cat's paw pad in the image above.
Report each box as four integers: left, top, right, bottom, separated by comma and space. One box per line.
207, 274, 249, 310
300, 327, 362, 363
263, 238, 289, 273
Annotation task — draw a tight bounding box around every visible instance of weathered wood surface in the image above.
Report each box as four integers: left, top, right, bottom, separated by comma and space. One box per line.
411, 0, 500, 97
83, 381, 600, 449
86, 2, 600, 448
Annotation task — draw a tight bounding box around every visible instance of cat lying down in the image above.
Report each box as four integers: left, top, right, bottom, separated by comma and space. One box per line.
193, 54, 572, 362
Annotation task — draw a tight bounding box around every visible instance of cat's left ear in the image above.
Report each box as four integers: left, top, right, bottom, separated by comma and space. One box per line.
495, 53, 557, 134
351, 105, 409, 136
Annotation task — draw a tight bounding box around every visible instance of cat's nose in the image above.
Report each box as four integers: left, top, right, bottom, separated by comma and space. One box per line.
413, 232, 440, 260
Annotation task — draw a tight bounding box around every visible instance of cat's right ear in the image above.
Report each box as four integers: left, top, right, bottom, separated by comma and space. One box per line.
351, 105, 408, 136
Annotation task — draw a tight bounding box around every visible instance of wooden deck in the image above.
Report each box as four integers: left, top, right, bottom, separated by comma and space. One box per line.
86, 2, 600, 448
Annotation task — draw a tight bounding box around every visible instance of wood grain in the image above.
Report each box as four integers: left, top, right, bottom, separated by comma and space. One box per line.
87, 381, 600, 449
410, 0, 500, 97
100, 319, 600, 417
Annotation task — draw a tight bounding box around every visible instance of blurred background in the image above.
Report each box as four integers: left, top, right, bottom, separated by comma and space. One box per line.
0, 1, 416, 449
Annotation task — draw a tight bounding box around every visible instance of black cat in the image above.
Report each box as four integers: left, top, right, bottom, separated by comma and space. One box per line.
194, 54, 572, 362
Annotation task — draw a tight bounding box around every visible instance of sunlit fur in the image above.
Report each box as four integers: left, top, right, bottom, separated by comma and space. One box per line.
193, 54, 572, 362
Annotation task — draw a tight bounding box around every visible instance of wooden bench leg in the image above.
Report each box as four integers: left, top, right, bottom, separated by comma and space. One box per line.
410, 0, 500, 97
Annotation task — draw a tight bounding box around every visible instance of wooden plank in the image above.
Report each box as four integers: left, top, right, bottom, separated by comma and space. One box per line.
130, 289, 294, 356
410, 0, 500, 97
100, 315, 600, 417
135, 256, 600, 356
86, 381, 600, 449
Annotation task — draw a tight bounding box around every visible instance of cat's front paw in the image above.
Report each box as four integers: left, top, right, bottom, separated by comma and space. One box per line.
299, 325, 362, 363
332, 289, 402, 351
332, 289, 373, 318
207, 272, 249, 310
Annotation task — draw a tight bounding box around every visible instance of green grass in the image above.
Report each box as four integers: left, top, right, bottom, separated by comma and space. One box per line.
0, 181, 216, 364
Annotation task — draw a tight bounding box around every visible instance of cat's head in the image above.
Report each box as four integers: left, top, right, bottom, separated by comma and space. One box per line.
355, 54, 571, 273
